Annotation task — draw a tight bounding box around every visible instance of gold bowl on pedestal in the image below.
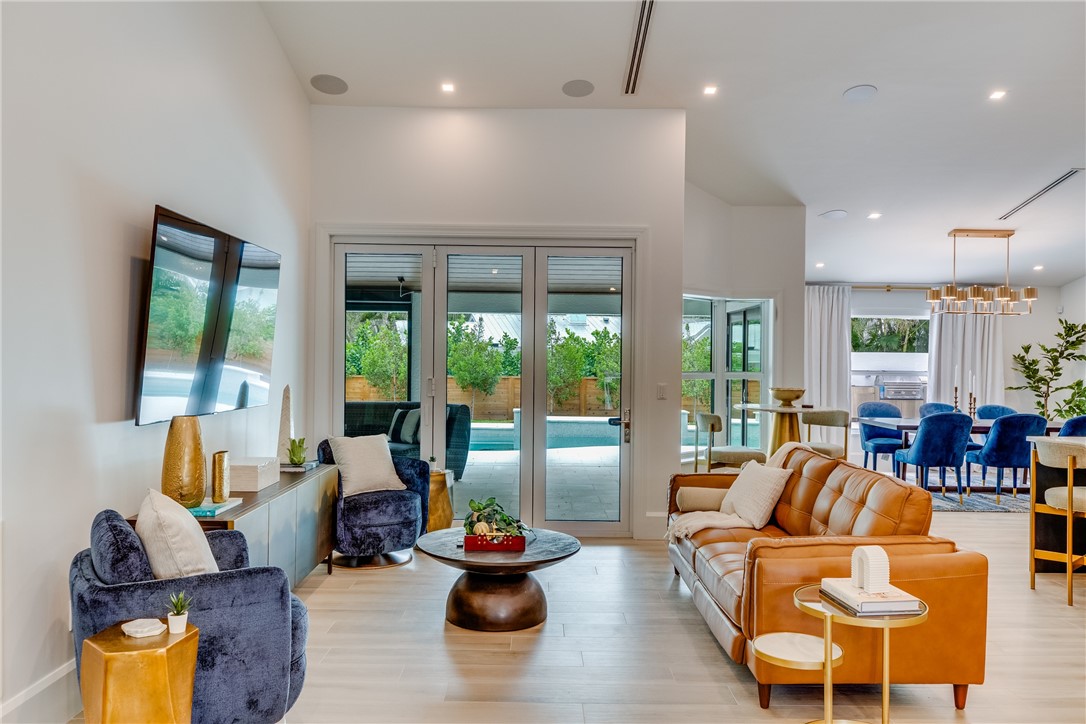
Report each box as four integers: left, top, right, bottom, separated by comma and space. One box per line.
769, 387, 806, 407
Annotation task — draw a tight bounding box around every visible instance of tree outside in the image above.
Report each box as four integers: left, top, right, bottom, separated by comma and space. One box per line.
851, 317, 929, 353
681, 323, 712, 411
586, 328, 621, 409
346, 312, 407, 400
447, 317, 503, 418
547, 319, 587, 412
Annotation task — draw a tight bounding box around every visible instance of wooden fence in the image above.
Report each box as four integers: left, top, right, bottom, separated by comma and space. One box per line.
345, 376, 620, 420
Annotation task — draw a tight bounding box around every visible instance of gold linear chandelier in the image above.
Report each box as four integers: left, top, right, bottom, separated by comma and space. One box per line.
925, 228, 1037, 316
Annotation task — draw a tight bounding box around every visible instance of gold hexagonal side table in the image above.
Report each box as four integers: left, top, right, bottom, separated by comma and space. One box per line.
80, 621, 199, 724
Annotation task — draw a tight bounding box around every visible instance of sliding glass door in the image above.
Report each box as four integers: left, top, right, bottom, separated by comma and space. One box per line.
334, 242, 632, 535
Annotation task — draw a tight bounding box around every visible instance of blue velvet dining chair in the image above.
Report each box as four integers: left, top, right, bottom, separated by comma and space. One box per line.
919, 402, 954, 417
1059, 415, 1086, 437
970, 404, 1018, 478
70, 511, 308, 723
965, 414, 1049, 503
893, 412, 974, 501
317, 439, 429, 568
857, 401, 904, 471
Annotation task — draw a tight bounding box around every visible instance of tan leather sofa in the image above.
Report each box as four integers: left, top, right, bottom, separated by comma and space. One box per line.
667, 445, 988, 709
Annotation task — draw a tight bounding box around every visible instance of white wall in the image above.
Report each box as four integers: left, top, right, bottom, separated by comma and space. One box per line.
310, 107, 686, 540
0, 3, 310, 720
682, 182, 807, 387
999, 287, 1076, 415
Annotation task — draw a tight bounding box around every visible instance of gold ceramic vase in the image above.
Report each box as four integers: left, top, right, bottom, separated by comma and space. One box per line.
162, 416, 206, 508
211, 451, 229, 503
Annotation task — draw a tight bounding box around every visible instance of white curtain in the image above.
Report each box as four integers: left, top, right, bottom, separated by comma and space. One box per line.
927, 313, 1005, 408
804, 285, 852, 444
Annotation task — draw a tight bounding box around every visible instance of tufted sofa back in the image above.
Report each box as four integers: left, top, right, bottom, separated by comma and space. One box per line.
772, 446, 932, 537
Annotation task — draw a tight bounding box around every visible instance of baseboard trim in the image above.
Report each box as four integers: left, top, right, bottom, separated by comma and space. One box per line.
2, 658, 76, 719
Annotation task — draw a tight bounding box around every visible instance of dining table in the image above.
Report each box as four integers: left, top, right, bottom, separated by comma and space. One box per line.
735, 403, 840, 455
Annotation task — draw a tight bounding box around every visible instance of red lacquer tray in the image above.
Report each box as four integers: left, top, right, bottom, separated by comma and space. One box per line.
463, 534, 526, 552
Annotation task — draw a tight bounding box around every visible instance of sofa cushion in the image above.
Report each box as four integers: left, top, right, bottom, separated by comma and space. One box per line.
722, 461, 792, 527
135, 488, 219, 579
676, 486, 729, 512
329, 435, 407, 496
772, 446, 932, 537
697, 548, 746, 624
388, 408, 421, 445
90, 510, 154, 585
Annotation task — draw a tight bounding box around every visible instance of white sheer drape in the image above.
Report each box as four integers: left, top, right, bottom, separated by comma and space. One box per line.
927, 313, 1005, 407
804, 285, 852, 444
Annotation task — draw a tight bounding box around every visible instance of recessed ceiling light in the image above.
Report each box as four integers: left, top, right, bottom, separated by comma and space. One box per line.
1033, 265, 1044, 271
310, 74, 349, 95
815, 262, 826, 268
867, 212, 882, 220
842, 84, 878, 102
818, 209, 848, 220
562, 79, 595, 98
703, 85, 718, 96
989, 90, 1007, 100
442, 83, 455, 93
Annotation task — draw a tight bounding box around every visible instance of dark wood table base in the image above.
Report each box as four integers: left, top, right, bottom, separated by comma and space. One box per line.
446, 571, 547, 631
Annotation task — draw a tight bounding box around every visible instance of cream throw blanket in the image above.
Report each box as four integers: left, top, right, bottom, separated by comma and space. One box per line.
666, 442, 811, 543
666, 511, 752, 543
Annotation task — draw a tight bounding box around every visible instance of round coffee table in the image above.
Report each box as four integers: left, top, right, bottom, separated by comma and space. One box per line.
415, 528, 580, 631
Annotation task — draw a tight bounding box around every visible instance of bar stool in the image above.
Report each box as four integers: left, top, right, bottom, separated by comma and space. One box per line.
693, 412, 766, 472
1030, 439, 1086, 605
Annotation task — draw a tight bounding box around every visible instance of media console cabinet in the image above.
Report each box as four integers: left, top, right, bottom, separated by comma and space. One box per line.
129, 464, 338, 589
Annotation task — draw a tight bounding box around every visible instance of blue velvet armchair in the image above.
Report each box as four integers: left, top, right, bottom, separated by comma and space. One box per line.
318, 439, 430, 568
919, 402, 954, 417
857, 401, 905, 470
965, 413, 1048, 502
70, 511, 307, 723
1060, 415, 1086, 437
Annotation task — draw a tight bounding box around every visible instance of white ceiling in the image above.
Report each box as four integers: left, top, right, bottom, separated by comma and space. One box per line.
261, 1, 1086, 287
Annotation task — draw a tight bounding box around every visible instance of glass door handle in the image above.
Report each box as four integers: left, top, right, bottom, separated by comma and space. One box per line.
607, 417, 622, 426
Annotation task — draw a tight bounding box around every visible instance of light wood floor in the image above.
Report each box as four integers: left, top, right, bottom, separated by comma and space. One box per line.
290, 513, 1086, 724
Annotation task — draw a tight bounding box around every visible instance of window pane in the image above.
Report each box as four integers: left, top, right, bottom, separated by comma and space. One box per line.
850, 317, 930, 353
682, 298, 712, 373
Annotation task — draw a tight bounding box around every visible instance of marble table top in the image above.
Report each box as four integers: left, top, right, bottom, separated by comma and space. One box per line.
415, 527, 580, 575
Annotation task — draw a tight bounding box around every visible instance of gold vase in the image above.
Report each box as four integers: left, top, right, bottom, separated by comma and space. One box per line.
162, 416, 206, 508
211, 451, 229, 503
427, 470, 453, 532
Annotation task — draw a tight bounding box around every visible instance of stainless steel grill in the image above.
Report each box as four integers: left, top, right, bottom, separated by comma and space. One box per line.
875, 374, 926, 401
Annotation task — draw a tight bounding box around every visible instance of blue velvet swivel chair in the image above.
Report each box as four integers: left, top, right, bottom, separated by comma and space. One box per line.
857, 401, 905, 471
70, 511, 307, 723
965, 414, 1048, 503
318, 439, 429, 569
1060, 415, 1086, 437
893, 412, 974, 501
919, 402, 954, 417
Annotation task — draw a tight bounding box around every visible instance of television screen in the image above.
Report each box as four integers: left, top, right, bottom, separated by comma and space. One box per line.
135, 206, 280, 425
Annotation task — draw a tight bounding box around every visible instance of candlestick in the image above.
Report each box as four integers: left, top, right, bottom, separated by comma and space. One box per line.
953, 386, 959, 412
968, 393, 976, 418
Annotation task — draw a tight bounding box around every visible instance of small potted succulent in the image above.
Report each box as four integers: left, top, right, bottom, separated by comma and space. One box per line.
288, 437, 308, 465
167, 591, 193, 634
463, 497, 527, 551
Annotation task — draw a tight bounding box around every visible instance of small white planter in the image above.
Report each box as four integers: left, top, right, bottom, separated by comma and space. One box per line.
167, 612, 188, 634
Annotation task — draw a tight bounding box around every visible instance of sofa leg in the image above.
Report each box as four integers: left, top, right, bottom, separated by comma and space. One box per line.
953, 684, 968, 710
673, 566, 679, 576
757, 683, 771, 709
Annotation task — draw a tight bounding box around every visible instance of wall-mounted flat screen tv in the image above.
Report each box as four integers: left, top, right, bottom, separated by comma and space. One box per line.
135, 206, 281, 425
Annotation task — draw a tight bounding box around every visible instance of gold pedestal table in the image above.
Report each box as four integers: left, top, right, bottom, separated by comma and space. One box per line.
80, 621, 199, 724
794, 584, 928, 724
735, 404, 838, 455
751, 630, 844, 724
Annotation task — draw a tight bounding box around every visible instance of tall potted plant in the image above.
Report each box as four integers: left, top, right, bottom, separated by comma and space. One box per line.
1007, 318, 1086, 419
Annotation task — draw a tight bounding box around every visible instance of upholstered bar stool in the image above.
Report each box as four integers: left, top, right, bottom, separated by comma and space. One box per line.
1030, 437, 1086, 605
800, 409, 850, 460
693, 412, 766, 472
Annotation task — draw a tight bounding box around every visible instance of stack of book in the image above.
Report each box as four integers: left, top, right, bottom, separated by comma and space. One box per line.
819, 577, 922, 616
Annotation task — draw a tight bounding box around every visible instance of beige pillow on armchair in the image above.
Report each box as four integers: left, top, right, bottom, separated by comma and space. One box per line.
328, 434, 407, 497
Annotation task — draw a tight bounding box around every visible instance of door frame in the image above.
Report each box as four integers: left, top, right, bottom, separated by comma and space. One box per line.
316, 224, 643, 536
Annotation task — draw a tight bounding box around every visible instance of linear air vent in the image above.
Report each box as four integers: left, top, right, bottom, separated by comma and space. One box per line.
999, 168, 1083, 220
624, 0, 655, 95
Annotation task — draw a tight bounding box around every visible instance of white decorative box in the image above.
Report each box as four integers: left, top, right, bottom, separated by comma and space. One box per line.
229, 457, 280, 492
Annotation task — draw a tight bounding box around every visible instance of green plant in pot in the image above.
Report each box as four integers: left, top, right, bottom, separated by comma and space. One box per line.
1007, 318, 1086, 419
464, 497, 526, 538
167, 591, 193, 634
288, 437, 307, 465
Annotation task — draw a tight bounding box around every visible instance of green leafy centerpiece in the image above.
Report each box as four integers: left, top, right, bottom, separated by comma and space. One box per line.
464, 497, 527, 551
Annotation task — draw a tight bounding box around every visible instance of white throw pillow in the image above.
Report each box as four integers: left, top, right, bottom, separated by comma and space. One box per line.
719, 461, 792, 528
135, 488, 219, 579
328, 434, 407, 497
676, 487, 729, 512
